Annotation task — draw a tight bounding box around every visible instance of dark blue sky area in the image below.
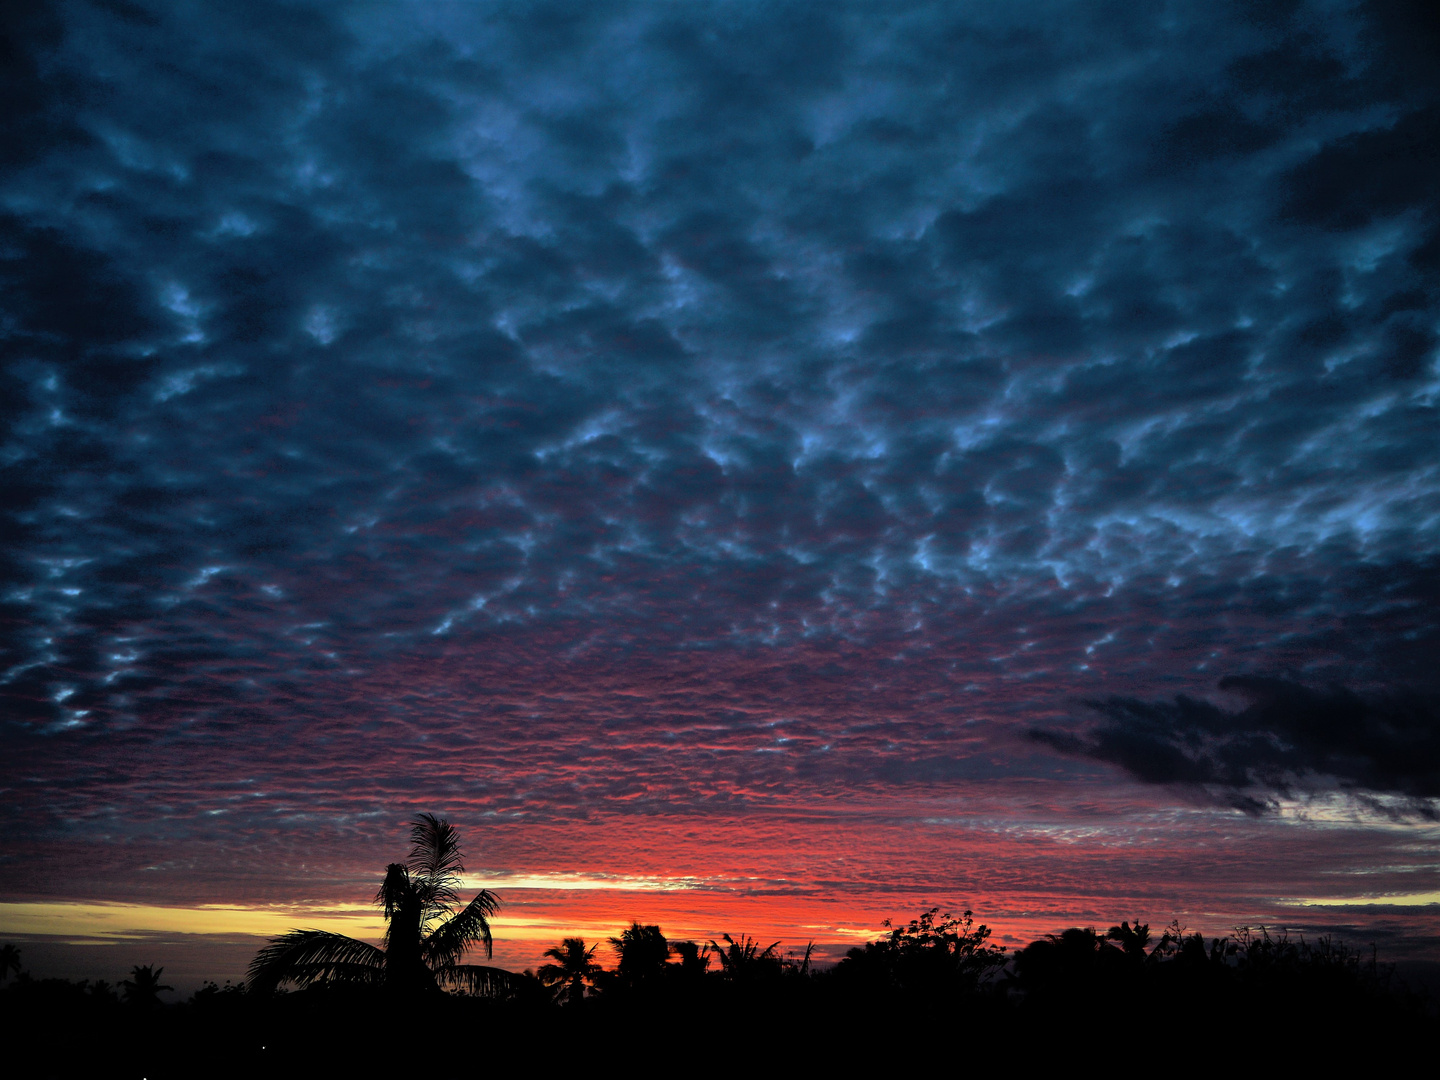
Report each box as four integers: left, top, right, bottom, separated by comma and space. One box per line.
2, 1, 1439, 947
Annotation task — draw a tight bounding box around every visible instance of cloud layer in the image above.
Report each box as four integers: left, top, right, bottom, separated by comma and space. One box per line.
1032, 676, 1440, 814
2, 1, 1438, 955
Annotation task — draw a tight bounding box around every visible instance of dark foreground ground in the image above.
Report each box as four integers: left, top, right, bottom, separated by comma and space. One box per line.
3, 948, 1435, 1077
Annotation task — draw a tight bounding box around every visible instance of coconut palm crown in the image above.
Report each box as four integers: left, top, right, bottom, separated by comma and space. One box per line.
537, 937, 603, 1005
247, 814, 512, 997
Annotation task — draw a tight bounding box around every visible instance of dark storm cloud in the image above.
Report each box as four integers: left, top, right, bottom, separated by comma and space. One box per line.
1, 0, 1438, 846
1030, 676, 1440, 814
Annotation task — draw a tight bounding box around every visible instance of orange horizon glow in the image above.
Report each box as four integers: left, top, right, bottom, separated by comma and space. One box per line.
8, 885, 1437, 981
9, 803, 1439, 983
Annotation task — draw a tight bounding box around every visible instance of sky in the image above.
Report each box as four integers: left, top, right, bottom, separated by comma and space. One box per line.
3, 0, 1439, 992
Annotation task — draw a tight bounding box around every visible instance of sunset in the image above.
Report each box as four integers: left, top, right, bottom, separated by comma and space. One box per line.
2, 0, 1437, 1062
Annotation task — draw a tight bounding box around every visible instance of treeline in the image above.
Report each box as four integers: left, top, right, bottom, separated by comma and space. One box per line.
530, 908, 1430, 1035
1, 910, 1431, 1074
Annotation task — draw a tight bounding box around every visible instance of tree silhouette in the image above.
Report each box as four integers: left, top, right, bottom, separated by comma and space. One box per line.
607, 922, 669, 989
709, 933, 782, 982
838, 908, 1007, 997
0, 943, 21, 984
120, 964, 172, 1006
538, 937, 602, 1004
89, 979, 120, 1004
669, 940, 711, 979
1105, 920, 1152, 960
247, 814, 517, 997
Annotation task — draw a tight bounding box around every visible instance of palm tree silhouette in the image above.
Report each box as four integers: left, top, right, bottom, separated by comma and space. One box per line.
608, 922, 670, 988
1105, 920, 1152, 959
670, 940, 711, 978
538, 937, 603, 1004
247, 814, 516, 997
121, 964, 172, 1005
709, 934, 782, 981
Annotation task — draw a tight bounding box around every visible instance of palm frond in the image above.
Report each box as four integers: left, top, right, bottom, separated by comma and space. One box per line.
375, 863, 411, 921
438, 963, 527, 999
409, 814, 464, 882
273, 961, 386, 988
247, 929, 386, 994
422, 889, 499, 966
408, 814, 464, 918
542, 937, 597, 968
377, 863, 424, 955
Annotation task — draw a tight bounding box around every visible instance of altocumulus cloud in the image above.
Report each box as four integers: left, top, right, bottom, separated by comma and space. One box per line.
1, 0, 1438, 865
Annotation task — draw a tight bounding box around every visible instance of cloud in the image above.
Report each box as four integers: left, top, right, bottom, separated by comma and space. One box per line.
0, 0, 1437, 930
1030, 677, 1440, 815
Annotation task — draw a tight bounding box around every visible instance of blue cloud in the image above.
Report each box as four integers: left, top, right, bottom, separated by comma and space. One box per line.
1, 0, 1437, 854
